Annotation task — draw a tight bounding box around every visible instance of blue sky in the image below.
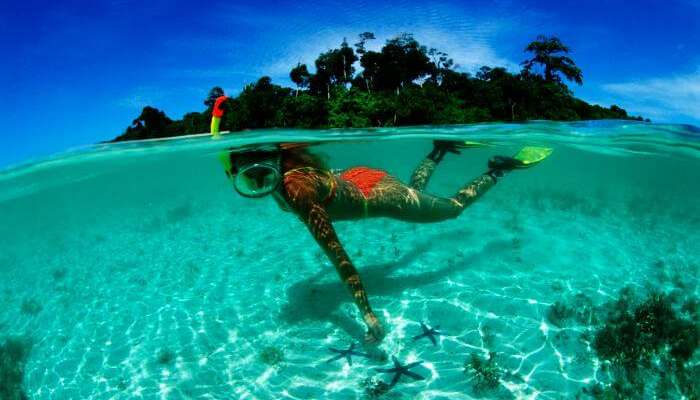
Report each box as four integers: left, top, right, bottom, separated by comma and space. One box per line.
1, 0, 699, 166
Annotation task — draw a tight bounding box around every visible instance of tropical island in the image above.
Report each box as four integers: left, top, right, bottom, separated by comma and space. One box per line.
112, 34, 646, 142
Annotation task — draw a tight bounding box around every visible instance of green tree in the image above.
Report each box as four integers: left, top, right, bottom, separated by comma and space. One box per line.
353, 32, 376, 93
280, 94, 328, 128
354, 32, 375, 55
311, 39, 359, 99
290, 63, 311, 96
328, 88, 372, 128
427, 47, 454, 84
522, 35, 583, 85
359, 33, 433, 93
336, 39, 358, 84
229, 76, 291, 129
115, 106, 173, 141
112, 32, 646, 142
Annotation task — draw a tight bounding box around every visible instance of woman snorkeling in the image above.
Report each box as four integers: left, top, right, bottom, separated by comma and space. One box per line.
220, 141, 550, 343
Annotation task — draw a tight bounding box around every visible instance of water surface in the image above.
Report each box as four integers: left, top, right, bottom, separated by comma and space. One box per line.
1, 121, 698, 399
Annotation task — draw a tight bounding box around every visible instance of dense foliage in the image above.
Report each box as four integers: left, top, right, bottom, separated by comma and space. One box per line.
112, 33, 646, 142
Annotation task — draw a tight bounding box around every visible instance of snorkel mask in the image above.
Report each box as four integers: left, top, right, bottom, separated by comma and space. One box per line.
233, 153, 282, 198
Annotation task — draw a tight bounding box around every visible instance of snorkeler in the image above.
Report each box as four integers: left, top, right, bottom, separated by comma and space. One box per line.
218, 141, 551, 343
209, 107, 549, 342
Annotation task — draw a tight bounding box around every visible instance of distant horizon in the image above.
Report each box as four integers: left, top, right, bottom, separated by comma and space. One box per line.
1, 0, 699, 166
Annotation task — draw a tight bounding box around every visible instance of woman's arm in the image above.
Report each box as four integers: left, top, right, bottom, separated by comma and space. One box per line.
284, 171, 385, 342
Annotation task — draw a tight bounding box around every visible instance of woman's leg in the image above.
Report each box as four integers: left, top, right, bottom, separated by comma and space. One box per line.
452, 173, 497, 209
408, 141, 459, 191
371, 172, 497, 223
409, 158, 438, 191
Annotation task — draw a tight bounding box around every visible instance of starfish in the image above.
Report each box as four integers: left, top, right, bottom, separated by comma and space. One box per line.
376, 356, 425, 388
412, 322, 441, 346
325, 343, 369, 366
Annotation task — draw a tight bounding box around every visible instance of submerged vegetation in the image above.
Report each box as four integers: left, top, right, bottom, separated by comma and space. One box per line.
19, 299, 42, 316
112, 34, 645, 141
546, 292, 597, 328
156, 348, 175, 365
258, 346, 284, 367
362, 376, 391, 399
0, 336, 32, 400
587, 287, 699, 398
464, 351, 502, 392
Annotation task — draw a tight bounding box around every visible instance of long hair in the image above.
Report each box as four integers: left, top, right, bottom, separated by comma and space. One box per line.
279, 144, 327, 172
228, 143, 327, 176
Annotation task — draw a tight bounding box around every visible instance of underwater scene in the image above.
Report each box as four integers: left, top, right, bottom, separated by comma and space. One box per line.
0, 121, 699, 399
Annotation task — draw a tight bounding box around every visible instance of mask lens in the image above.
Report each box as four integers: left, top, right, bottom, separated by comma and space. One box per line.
234, 163, 280, 198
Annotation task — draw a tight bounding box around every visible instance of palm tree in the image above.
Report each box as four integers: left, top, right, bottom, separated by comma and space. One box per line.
522, 35, 583, 85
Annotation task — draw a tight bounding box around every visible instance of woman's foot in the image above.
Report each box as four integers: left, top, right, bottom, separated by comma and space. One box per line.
428, 140, 464, 163
487, 155, 525, 180
488, 155, 524, 171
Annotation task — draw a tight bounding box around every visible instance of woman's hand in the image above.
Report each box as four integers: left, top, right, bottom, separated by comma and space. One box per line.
364, 313, 386, 344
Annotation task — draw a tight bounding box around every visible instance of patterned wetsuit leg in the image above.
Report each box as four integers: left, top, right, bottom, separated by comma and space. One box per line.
409, 158, 437, 191
382, 172, 497, 223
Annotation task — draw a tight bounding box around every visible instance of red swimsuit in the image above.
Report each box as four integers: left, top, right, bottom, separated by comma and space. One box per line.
340, 167, 388, 198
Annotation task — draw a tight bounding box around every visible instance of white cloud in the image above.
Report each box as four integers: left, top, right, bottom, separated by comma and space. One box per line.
199, 1, 527, 85
259, 26, 518, 82
117, 92, 158, 110
602, 69, 700, 123
407, 28, 519, 73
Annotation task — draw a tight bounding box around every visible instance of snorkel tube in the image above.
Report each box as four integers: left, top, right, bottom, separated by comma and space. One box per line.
210, 95, 228, 139
210, 94, 233, 176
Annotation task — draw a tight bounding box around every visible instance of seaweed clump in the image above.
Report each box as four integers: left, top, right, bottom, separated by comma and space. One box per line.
51, 268, 67, 281
0, 336, 32, 400
361, 377, 390, 399
546, 301, 574, 328
258, 346, 284, 367
590, 288, 699, 398
20, 299, 42, 316
166, 202, 193, 223
157, 348, 175, 365
464, 352, 502, 392
546, 293, 598, 328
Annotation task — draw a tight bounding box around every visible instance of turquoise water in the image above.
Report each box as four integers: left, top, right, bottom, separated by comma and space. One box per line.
1, 121, 698, 399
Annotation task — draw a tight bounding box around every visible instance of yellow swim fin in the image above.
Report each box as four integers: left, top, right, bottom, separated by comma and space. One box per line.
459, 140, 490, 148
513, 146, 553, 167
